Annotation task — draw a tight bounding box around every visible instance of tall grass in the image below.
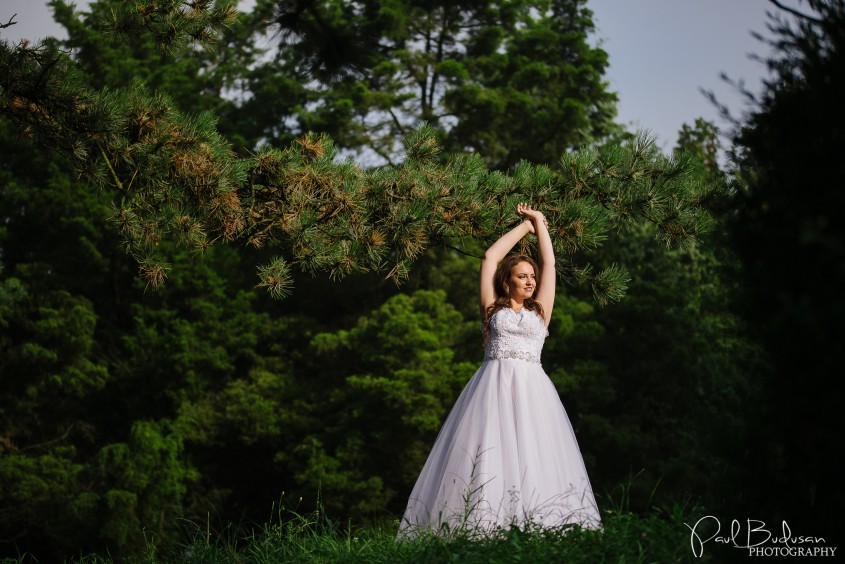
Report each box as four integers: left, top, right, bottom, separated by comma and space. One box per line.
60, 503, 709, 564
0, 475, 720, 563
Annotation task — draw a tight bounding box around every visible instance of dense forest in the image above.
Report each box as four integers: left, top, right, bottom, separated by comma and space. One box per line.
1, 0, 843, 560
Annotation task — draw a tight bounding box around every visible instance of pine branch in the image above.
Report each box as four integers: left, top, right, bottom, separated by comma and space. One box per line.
0, 14, 17, 30
105, 0, 239, 53
767, 0, 825, 24
0, 35, 725, 303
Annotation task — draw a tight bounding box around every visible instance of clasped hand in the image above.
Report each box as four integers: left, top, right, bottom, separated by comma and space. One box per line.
517, 203, 548, 233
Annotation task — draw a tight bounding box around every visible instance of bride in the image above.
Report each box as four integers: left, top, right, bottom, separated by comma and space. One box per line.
398, 203, 601, 536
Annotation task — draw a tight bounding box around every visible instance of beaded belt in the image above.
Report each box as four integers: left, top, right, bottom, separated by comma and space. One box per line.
484, 349, 541, 364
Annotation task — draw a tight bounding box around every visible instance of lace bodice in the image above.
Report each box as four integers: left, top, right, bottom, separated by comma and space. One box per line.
483, 307, 548, 364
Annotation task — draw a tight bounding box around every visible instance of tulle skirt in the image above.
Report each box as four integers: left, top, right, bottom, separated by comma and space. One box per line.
398, 358, 601, 537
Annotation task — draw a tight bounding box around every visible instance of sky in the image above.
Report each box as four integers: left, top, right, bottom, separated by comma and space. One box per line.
0, 0, 796, 151
588, 0, 784, 150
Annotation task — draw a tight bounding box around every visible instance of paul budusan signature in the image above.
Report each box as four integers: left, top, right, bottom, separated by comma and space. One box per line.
685, 516, 834, 558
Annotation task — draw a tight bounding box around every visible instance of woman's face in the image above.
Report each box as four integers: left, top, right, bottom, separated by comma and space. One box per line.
507, 261, 536, 300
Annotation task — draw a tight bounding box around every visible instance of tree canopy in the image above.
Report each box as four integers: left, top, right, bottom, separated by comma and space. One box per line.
248, 0, 619, 168
727, 0, 845, 531
0, 1, 722, 305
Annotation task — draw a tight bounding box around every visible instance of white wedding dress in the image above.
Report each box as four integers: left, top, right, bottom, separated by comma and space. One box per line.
398, 307, 601, 537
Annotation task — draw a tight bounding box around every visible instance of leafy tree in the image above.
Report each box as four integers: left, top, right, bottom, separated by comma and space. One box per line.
255, 0, 618, 168
559, 225, 761, 514
48, 0, 278, 154
441, 0, 619, 168
0, 267, 106, 559
93, 420, 197, 556
0, 4, 261, 555
676, 117, 723, 184
0, 113, 207, 558
728, 0, 845, 530
171, 289, 477, 521
296, 290, 477, 517
0, 117, 118, 559
48, 0, 226, 114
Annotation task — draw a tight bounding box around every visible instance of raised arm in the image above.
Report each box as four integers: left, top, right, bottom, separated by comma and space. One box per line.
518, 205, 556, 326
479, 219, 534, 318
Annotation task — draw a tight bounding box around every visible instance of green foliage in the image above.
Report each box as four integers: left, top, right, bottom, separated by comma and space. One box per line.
49, 0, 233, 110
0, 276, 107, 410
175, 290, 478, 522
0, 133, 199, 561
244, 129, 717, 303
442, 0, 620, 169
99, 0, 237, 54
246, 0, 619, 167
0, 449, 97, 560
255, 256, 294, 299
0, 35, 716, 299
727, 0, 845, 530
96, 421, 198, 551
554, 225, 761, 514
68, 506, 711, 563
0, 144, 116, 555
0, 1, 721, 302
295, 290, 477, 515
537, 119, 762, 516
675, 118, 723, 183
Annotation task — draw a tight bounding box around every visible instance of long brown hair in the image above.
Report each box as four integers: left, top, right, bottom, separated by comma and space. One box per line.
482, 254, 544, 345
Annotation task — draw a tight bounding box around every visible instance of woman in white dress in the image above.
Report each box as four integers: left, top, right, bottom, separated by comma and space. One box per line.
398, 203, 601, 537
